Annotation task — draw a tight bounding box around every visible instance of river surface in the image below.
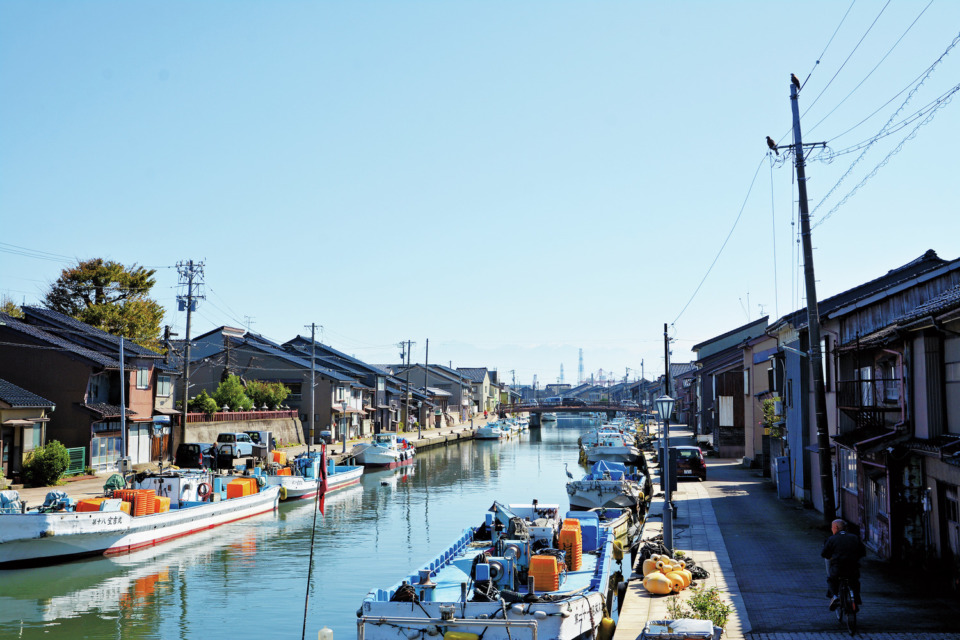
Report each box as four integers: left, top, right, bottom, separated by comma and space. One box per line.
0, 417, 602, 640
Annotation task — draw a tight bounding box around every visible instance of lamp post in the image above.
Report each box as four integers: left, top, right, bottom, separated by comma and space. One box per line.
655, 393, 676, 551
341, 400, 348, 454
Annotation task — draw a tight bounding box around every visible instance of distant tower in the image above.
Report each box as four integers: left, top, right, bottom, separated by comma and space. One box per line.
578, 349, 584, 385
560, 364, 565, 385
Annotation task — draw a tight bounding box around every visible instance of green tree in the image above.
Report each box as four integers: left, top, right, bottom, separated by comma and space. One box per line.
188, 390, 219, 415
22, 440, 71, 487
245, 380, 290, 410
43, 258, 164, 350
762, 397, 783, 438
214, 374, 254, 411
1, 294, 23, 318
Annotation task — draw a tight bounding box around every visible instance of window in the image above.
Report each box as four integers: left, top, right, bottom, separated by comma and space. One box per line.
839, 448, 857, 493
743, 370, 750, 395
786, 379, 793, 408
156, 374, 172, 397
860, 366, 874, 406
88, 373, 106, 402
881, 361, 899, 403
136, 368, 150, 390
336, 386, 345, 401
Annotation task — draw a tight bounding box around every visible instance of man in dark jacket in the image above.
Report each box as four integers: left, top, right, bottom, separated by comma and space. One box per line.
821, 518, 866, 610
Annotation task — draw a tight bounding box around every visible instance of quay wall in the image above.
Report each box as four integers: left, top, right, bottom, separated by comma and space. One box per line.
184, 417, 305, 447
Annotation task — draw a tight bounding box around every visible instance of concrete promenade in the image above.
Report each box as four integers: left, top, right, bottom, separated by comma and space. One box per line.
614, 424, 960, 640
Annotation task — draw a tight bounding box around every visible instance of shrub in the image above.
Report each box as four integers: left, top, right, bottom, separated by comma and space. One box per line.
188, 390, 219, 415
665, 584, 732, 629
245, 380, 290, 410
213, 375, 253, 411
22, 440, 70, 487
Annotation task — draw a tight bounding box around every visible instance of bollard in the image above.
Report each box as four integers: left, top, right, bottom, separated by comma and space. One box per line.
318, 627, 333, 640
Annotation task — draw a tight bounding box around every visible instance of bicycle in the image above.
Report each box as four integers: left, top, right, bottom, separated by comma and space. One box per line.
835, 576, 858, 635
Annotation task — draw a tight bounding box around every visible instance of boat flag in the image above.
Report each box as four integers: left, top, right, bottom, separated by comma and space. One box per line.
318, 444, 328, 515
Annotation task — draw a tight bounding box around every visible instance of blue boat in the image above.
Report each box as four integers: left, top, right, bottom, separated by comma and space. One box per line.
358, 501, 625, 640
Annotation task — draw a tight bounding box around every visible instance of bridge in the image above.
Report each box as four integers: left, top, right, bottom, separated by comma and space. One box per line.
498, 401, 655, 423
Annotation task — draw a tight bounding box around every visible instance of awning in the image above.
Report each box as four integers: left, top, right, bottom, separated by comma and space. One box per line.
331, 407, 366, 415
2, 419, 36, 426
832, 426, 901, 453
153, 407, 180, 415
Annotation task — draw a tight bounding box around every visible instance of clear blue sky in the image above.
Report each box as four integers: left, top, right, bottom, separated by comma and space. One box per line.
2, 1, 958, 387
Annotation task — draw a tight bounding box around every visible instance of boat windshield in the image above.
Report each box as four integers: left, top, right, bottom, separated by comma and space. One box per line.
373, 435, 394, 445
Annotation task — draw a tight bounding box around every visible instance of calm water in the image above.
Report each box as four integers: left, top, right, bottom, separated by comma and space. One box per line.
0, 417, 601, 640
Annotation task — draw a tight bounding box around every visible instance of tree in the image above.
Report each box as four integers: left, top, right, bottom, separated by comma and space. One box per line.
1, 294, 23, 318
44, 258, 164, 350
245, 380, 290, 410
214, 375, 254, 411
22, 440, 70, 487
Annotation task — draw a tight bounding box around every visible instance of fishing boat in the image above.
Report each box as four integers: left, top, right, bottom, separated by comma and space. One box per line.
358, 501, 625, 640
475, 422, 509, 440
566, 461, 645, 511
0, 470, 282, 569
578, 426, 633, 448
352, 433, 416, 468
541, 412, 557, 423
582, 430, 640, 465
263, 448, 363, 501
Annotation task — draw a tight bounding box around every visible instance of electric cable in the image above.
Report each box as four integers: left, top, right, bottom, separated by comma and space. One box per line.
799, 0, 858, 91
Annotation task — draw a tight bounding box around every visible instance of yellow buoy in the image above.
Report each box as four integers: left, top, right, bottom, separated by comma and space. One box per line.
677, 569, 693, 586
597, 617, 616, 640
641, 558, 660, 576
664, 572, 686, 592
613, 541, 624, 562
642, 572, 673, 595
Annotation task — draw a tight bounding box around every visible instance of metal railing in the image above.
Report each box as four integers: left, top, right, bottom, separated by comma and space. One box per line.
179, 409, 299, 425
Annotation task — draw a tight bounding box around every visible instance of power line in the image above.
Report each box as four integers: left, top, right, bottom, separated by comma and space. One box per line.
801, 0, 892, 120
799, 0, 858, 91
806, 0, 933, 136
672, 155, 766, 326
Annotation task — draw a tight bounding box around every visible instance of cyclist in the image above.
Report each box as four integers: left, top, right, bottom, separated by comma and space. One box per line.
821, 518, 866, 610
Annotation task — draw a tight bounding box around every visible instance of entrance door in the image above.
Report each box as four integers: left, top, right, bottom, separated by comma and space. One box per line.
945, 486, 960, 560
1, 426, 12, 478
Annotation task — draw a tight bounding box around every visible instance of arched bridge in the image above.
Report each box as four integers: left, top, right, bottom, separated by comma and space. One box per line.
499, 401, 654, 420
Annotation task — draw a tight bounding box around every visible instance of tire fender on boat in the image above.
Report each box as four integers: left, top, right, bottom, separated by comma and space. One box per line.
197, 482, 213, 500
279, 486, 288, 501
256, 475, 266, 489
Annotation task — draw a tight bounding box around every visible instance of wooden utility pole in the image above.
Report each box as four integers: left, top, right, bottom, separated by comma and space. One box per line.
307, 323, 317, 451
790, 80, 836, 524
176, 260, 203, 449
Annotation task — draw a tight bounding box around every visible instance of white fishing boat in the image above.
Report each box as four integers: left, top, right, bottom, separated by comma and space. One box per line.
475, 422, 509, 440
358, 501, 625, 640
579, 425, 633, 448
541, 412, 557, 422
566, 461, 645, 511
263, 449, 364, 501
0, 470, 282, 569
352, 433, 416, 468
582, 430, 641, 465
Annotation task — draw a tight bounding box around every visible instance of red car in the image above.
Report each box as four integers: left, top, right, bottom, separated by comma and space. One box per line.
673, 445, 707, 481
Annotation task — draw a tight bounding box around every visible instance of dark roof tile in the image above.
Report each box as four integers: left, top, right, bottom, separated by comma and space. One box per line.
0, 378, 55, 408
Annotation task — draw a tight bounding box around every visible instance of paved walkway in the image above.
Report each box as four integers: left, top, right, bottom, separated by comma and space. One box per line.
615, 425, 960, 640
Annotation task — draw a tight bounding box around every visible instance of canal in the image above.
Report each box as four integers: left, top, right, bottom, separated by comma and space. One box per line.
0, 418, 601, 640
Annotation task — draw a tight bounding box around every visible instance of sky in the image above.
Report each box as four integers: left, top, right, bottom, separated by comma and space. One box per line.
2, 1, 959, 388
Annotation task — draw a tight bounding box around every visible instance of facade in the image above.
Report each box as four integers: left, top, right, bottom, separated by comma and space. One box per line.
0, 379, 55, 481
458, 368, 495, 413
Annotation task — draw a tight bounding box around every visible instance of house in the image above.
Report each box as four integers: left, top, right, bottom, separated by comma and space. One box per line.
390, 363, 472, 423
692, 317, 769, 457
0, 309, 166, 471
0, 378, 55, 482
668, 363, 698, 427
739, 334, 780, 473
458, 368, 496, 414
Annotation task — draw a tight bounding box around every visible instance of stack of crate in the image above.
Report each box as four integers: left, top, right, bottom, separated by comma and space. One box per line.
559, 519, 583, 571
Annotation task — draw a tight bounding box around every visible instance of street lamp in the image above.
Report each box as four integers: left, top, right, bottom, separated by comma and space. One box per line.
655, 394, 676, 551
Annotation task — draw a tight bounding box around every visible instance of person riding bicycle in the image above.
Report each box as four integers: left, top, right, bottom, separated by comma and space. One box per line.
821, 518, 866, 610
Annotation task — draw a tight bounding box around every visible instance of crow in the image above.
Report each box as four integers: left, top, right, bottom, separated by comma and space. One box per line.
766, 136, 779, 155
791, 73, 801, 91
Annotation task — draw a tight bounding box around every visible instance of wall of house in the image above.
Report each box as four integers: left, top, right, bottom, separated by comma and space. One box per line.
126, 360, 155, 419
715, 368, 745, 458
0, 342, 95, 452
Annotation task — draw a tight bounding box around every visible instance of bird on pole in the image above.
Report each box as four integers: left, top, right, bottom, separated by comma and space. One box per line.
791, 73, 801, 91
766, 136, 779, 155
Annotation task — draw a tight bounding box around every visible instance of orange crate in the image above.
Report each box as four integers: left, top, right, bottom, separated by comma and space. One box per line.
227, 478, 255, 499
119, 500, 132, 515
562, 518, 582, 533
76, 498, 107, 512
529, 555, 561, 591
276, 468, 292, 476
154, 496, 171, 513
272, 450, 287, 465
559, 529, 583, 571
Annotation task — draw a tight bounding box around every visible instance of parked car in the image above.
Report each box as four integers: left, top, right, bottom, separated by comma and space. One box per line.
216, 432, 255, 457
672, 445, 707, 481
542, 396, 562, 405
563, 398, 587, 407
174, 442, 216, 469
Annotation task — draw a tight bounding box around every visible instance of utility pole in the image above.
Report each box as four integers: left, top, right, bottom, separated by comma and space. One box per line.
176, 260, 204, 449
307, 323, 317, 452
790, 80, 836, 524
119, 336, 126, 464
400, 340, 414, 432
421, 339, 428, 439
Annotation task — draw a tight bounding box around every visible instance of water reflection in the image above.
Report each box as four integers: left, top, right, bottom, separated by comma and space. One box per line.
0, 420, 599, 640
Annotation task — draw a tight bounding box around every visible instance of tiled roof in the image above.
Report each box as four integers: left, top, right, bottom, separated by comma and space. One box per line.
23, 307, 161, 358
216, 335, 356, 383
0, 313, 119, 367
896, 283, 960, 325
81, 403, 136, 418
457, 367, 489, 383
0, 378, 55, 408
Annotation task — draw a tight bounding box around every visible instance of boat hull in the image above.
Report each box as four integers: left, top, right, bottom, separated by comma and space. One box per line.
584, 447, 640, 465
266, 466, 363, 501
567, 486, 641, 511
0, 486, 280, 569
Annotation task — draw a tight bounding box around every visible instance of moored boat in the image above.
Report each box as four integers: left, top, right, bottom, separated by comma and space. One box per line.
541, 412, 557, 422
358, 501, 625, 640
0, 470, 282, 569
566, 460, 645, 512
475, 422, 509, 440
352, 433, 416, 468
582, 430, 640, 465
263, 448, 363, 501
